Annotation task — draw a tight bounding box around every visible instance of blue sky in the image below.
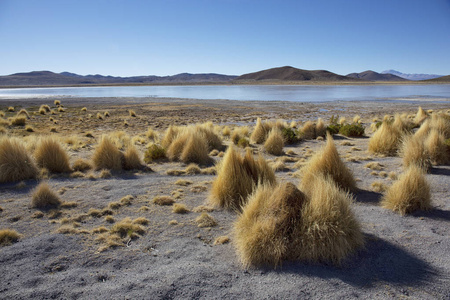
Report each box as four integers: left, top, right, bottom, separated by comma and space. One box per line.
0, 0, 449, 76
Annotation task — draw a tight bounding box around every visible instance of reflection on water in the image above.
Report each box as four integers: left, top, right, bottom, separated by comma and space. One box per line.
0, 84, 449, 102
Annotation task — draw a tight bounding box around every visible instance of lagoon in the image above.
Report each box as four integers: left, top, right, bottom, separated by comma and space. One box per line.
0, 84, 449, 103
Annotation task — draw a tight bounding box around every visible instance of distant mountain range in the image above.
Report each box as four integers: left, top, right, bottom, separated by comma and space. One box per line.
381, 70, 443, 81
346, 70, 407, 81
0, 71, 237, 86
0, 67, 448, 87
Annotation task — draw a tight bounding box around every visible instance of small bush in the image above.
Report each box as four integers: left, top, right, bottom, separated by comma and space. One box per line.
381, 165, 431, 215
122, 145, 143, 170
326, 124, 341, 135
195, 212, 217, 227
31, 182, 62, 209
250, 118, 269, 144
72, 158, 92, 172
0, 137, 38, 183
368, 122, 403, 156
111, 218, 145, 238
339, 124, 365, 137
0, 229, 21, 246
281, 127, 298, 144
92, 136, 123, 171
153, 196, 175, 206
264, 128, 284, 156
34, 137, 72, 173
144, 144, 166, 163
299, 121, 316, 139
173, 203, 189, 214
7, 106, 15, 112
11, 116, 26, 126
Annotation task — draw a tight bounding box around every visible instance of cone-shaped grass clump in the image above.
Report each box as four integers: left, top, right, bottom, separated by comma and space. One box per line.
34, 137, 72, 173
264, 128, 284, 156
300, 133, 355, 192
425, 129, 449, 165
123, 145, 143, 170
92, 136, 123, 171
31, 182, 62, 209
180, 131, 211, 165
381, 165, 431, 215
250, 118, 269, 144
297, 174, 364, 265
0, 137, 38, 183
368, 121, 403, 156
0, 229, 21, 247
414, 106, 428, 125
400, 134, 431, 170
210, 147, 275, 210
234, 177, 363, 268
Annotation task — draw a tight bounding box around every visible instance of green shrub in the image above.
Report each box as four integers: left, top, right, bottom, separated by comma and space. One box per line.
326, 124, 341, 135
144, 144, 166, 163
339, 124, 365, 137
281, 127, 298, 144
237, 138, 250, 148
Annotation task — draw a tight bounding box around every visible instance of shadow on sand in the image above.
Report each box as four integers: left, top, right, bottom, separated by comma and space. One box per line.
278, 234, 436, 288
354, 188, 382, 204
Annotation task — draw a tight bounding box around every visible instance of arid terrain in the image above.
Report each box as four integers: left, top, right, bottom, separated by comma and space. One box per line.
0, 97, 449, 299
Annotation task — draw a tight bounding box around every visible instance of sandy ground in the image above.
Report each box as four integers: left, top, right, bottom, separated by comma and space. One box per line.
0, 97, 449, 299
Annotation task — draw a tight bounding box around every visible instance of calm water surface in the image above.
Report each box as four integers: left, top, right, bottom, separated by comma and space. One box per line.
0, 84, 449, 102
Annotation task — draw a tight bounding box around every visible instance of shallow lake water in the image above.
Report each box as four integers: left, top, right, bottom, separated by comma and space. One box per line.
0, 84, 449, 103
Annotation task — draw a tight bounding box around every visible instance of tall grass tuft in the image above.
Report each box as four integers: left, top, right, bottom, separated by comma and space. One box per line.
264, 128, 284, 156
381, 165, 431, 215
368, 121, 402, 156
92, 135, 123, 171
0, 137, 38, 183
34, 137, 72, 173
31, 182, 62, 209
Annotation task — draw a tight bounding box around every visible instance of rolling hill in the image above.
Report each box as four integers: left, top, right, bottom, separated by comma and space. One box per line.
381, 70, 443, 81
235, 66, 356, 82
346, 70, 407, 81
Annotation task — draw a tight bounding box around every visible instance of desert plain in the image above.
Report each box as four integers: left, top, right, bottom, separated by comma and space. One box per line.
0, 96, 449, 299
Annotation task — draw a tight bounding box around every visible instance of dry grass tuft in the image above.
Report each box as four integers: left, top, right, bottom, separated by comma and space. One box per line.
300, 121, 316, 139
195, 213, 217, 227
153, 196, 175, 206
111, 217, 145, 239
365, 162, 384, 170
17, 109, 30, 119
92, 135, 123, 171
10, 116, 26, 126
264, 128, 284, 156
425, 129, 449, 165
175, 179, 192, 186
381, 165, 431, 215
210, 147, 276, 210
414, 106, 428, 124
300, 133, 355, 192
214, 236, 230, 245
129, 110, 137, 117
31, 182, 62, 209
400, 134, 431, 170
0, 229, 21, 246
371, 181, 387, 192
233, 182, 307, 268
0, 137, 38, 183
34, 137, 72, 173
316, 118, 327, 137
250, 118, 269, 144
123, 145, 143, 170
7, 106, 15, 112
172, 203, 189, 214
368, 122, 403, 156
72, 158, 92, 172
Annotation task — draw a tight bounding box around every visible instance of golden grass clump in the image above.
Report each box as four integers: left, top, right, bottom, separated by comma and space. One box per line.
72, 158, 92, 172
381, 165, 431, 215
122, 145, 143, 170
424, 129, 449, 165
110, 218, 145, 239
414, 106, 428, 124
368, 122, 402, 156
180, 130, 211, 165
7, 106, 15, 112
129, 110, 137, 117
298, 175, 364, 265
173, 203, 189, 214
264, 128, 284, 156
34, 137, 72, 173
430, 113, 450, 138
17, 109, 30, 119
153, 196, 175, 206
210, 147, 276, 210
0, 229, 21, 247
222, 126, 231, 137
161, 125, 181, 149
392, 113, 413, 133
81, 107, 87, 112
92, 136, 123, 171
96, 113, 103, 120
299, 121, 315, 139
400, 134, 431, 170
250, 118, 269, 144
315, 118, 327, 137
54, 100, 61, 106
195, 212, 217, 227
196, 123, 223, 151
300, 133, 355, 192
146, 127, 159, 141
0, 137, 38, 183
10, 116, 26, 126
233, 182, 307, 268
31, 182, 62, 209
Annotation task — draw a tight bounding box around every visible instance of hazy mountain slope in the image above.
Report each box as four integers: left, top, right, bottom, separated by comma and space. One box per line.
346, 70, 407, 81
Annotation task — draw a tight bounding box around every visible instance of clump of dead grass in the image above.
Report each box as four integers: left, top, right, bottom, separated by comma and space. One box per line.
210, 147, 276, 210
400, 134, 431, 170
31, 182, 62, 209
173, 203, 189, 214
92, 135, 123, 171
72, 158, 92, 172
195, 212, 217, 227
123, 145, 143, 170
300, 133, 355, 192
153, 196, 175, 206
0, 137, 38, 183
368, 122, 403, 156
0, 229, 21, 247
264, 128, 284, 156
381, 165, 431, 215
34, 137, 72, 173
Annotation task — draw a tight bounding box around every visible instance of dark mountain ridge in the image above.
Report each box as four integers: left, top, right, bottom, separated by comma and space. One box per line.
346, 70, 407, 81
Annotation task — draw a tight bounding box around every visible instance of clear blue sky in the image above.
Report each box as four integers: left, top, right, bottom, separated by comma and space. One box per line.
1, 0, 449, 76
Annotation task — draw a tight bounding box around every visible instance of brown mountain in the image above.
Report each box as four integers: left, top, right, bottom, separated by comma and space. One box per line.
235, 66, 356, 82
423, 75, 450, 82
346, 70, 408, 81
